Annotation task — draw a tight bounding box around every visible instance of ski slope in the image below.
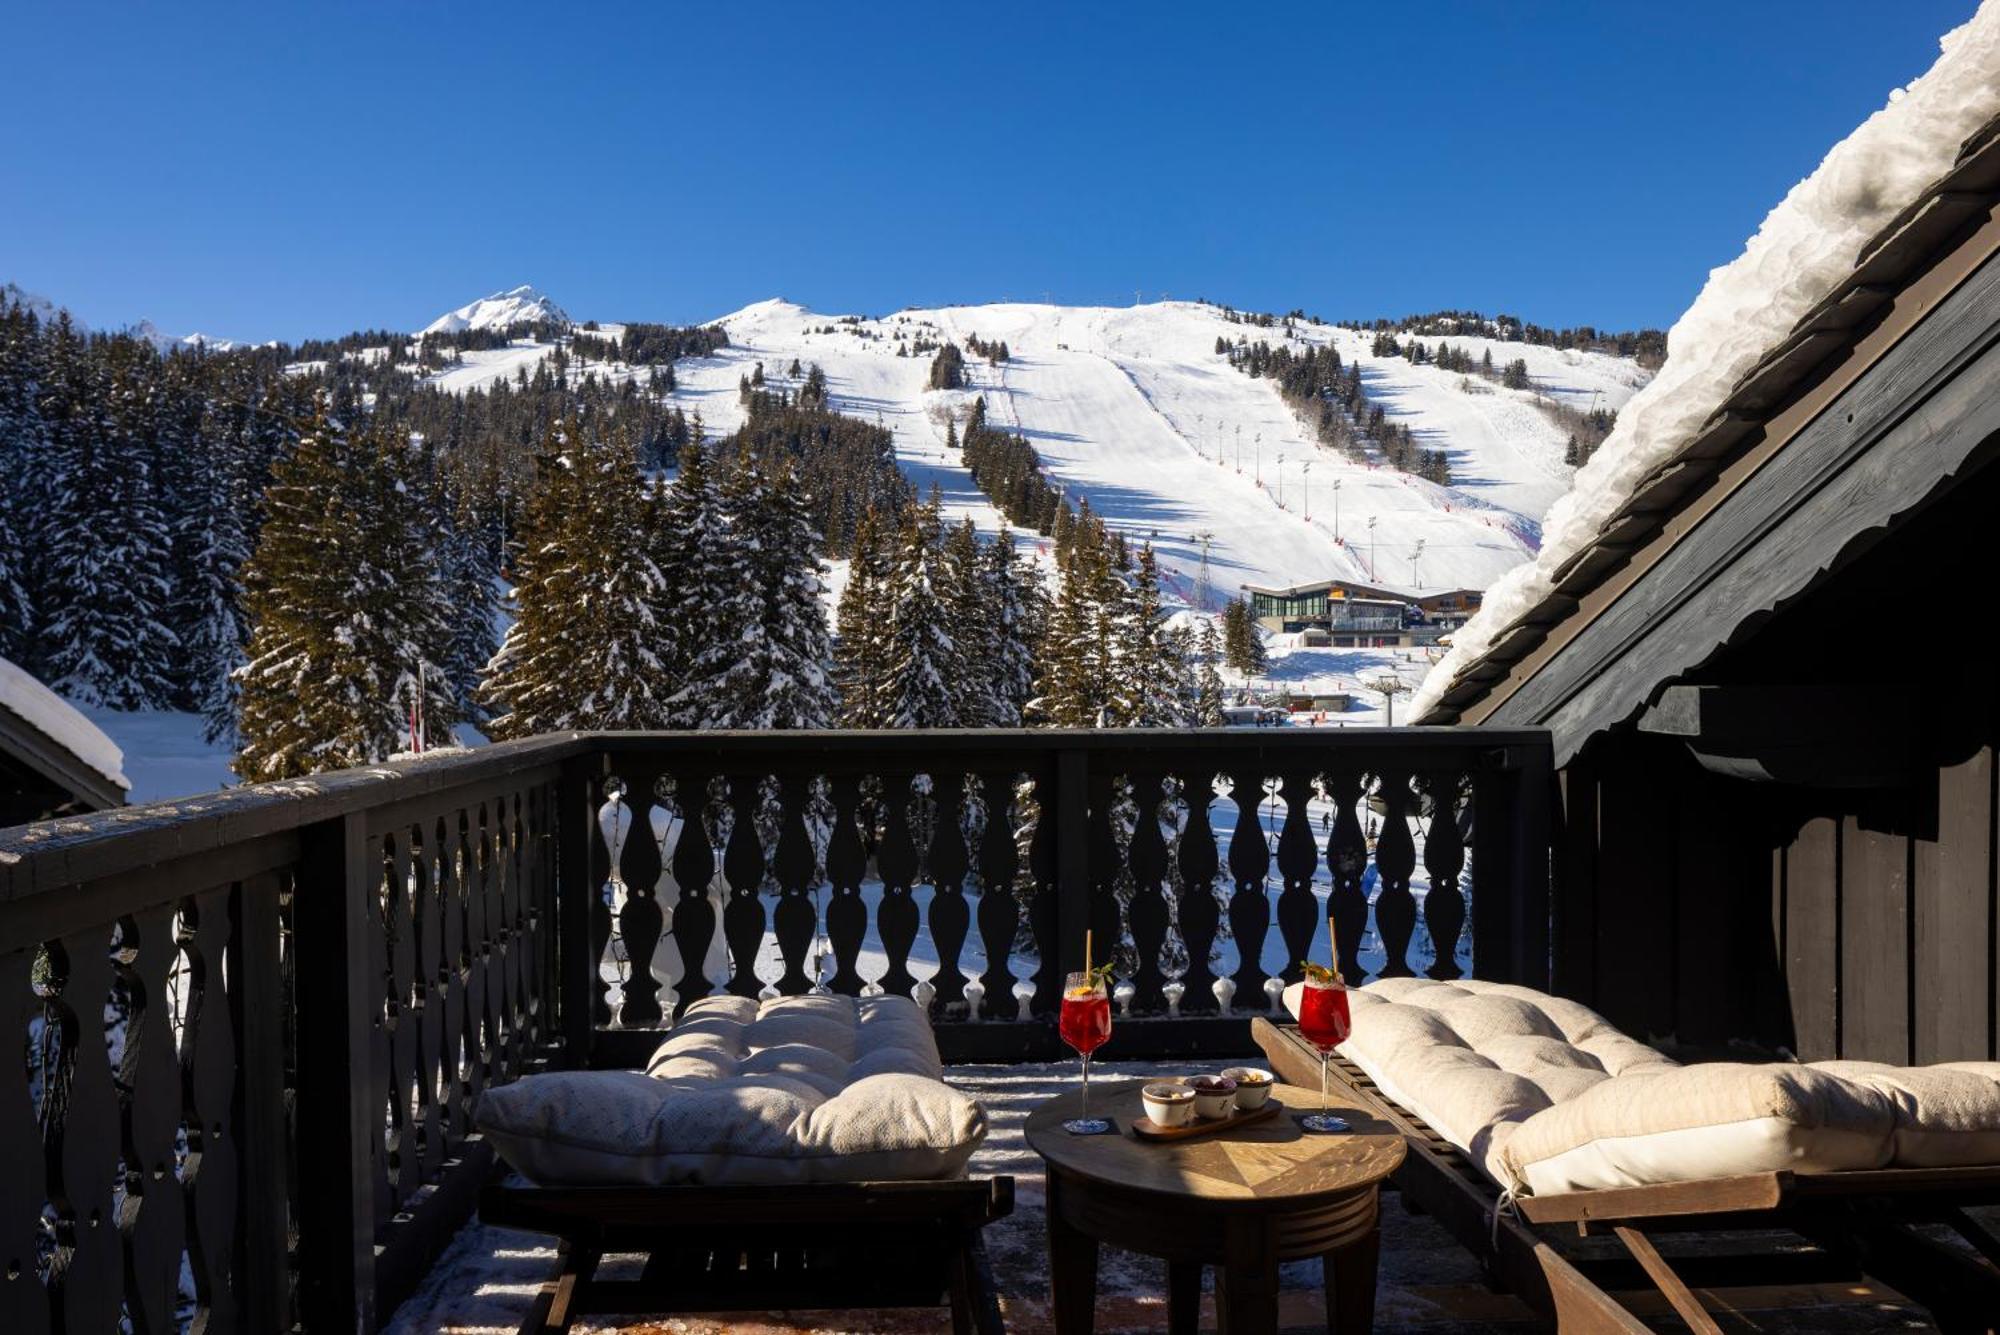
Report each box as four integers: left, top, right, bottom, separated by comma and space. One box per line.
403, 292, 1649, 613
671, 299, 1647, 607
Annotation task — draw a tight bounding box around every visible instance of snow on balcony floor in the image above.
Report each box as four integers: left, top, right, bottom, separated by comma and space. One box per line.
384, 1060, 1960, 1334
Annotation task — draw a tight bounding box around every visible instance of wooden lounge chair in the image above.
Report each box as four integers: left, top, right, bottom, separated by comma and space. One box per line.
1254, 1017, 2000, 1334
480, 1169, 1014, 1335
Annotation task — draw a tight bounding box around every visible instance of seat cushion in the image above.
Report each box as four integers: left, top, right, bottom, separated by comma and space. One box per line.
1499, 1063, 1896, 1194
1287, 979, 2000, 1197
1285, 978, 1677, 1183
475, 994, 986, 1186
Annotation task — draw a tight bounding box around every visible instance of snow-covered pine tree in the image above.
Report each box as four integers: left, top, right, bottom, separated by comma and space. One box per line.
882, 493, 960, 727
235, 403, 458, 780
484, 422, 672, 736
439, 492, 501, 727
660, 429, 740, 723
40, 338, 180, 708
0, 301, 45, 662
710, 455, 835, 729
1220, 595, 1268, 675
482, 425, 595, 739
1116, 543, 1186, 727
983, 524, 1041, 726
665, 445, 757, 728
569, 426, 674, 728
1192, 621, 1227, 726
171, 384, 255, 740
942, 516, 996, 722
1030, 539, 1093, 727
834, 506, 892, 727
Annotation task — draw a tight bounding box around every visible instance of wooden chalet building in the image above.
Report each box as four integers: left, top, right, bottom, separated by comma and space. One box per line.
1417, 114, 2000, 1069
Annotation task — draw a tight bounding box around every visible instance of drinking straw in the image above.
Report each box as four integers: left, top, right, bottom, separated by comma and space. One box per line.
1085, 929, 1093, 978
1327, 917, 1341, 983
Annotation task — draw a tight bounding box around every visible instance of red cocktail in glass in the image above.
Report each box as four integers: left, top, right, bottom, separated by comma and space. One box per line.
1298, 973, 1353, 1133
1060, 972, 1113, 1133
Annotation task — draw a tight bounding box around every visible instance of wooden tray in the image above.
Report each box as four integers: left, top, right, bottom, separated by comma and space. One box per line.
1131, 1099, 1282, 1142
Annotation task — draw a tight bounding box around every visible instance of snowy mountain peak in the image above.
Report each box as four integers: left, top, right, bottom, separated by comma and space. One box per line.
1, 282, 59, 323
422, 285, 569, 336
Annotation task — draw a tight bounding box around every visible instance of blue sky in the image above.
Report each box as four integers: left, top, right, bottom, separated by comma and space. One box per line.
1, 1, 1977, 343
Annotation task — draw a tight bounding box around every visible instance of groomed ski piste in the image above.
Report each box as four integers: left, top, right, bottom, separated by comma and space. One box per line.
389, 292, 1645, 725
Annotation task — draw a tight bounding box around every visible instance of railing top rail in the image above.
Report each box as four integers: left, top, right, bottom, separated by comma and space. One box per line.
579, 725, 1551, 757
1, 732, 591, 901
2, 725, 1551, 901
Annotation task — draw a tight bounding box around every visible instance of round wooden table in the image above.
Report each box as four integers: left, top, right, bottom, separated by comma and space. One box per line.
1025, 1078, 1404, 1335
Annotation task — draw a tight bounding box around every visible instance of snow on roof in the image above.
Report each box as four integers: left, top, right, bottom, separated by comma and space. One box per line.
0, 655, 129, 792
1412, 3, 2000, 720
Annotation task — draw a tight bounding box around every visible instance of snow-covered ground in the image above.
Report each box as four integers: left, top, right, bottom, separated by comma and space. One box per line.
70, 707, 226, 803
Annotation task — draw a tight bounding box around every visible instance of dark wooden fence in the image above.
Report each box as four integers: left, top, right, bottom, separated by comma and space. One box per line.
0, 726, 1549, 1333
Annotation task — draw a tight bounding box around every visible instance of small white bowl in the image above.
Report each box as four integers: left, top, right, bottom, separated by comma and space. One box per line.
1188, 1075, 1238, 1120
1141, 1081, 1195, 1127
1221, 1067, 1276, 1110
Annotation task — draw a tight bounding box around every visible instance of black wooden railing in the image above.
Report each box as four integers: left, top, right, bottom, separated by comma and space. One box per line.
0, 726, 1550, 1333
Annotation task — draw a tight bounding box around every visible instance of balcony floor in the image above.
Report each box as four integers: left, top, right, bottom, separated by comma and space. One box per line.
386, 1060, 1955, 1334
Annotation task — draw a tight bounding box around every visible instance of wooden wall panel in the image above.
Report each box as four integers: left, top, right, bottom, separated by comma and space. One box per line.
1915, 746, 1996, 1062
1589, 742, 1677, 1040
1840, 818, 1911, 1064
1784, 817, 1841, 1061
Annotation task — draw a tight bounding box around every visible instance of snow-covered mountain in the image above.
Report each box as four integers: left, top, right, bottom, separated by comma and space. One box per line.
125, 319, 242, 353
1, 282, 58, 323
421, 284, 568, 335
414, 295, 1649, 610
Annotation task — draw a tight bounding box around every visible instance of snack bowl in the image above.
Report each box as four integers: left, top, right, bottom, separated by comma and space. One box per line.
1187, 1075, 1239, 1120
1221, 1066, 1276, 1110
1141, 1081, 1196, 1127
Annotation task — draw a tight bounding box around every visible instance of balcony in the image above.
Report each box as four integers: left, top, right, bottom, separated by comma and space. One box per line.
10, 726, 1968, 1333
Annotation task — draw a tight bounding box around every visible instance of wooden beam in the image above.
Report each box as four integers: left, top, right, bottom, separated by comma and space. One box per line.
1609, 1226, 1725, 1335
1635, 683, 1922, 787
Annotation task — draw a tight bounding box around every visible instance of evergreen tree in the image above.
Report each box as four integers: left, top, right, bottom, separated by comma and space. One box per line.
236, 404, 458, 780
435, 491, 500, 726
40, 340, 180, 707
834, 507, 893, 727
1192, 622, 1227, 725
0, 302, 45, 663
171, 393, 255, 740
983, 525, 1041, 726
665, 444, 757, 728
942, 516, 994, 722
705, 455, 836, 728
1220, 596, 1269, 676
1115, 544, 1185, 727
882, 494, 959, 727
483, 422, 672, 737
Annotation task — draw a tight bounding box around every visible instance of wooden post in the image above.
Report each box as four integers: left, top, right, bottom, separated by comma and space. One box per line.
1472, 745, 1554, 989
293, 811, 378, 1332
1055, 745, 1090, 981
558, 756, 598, 1071
234, 871, 292, 1333
1512, 746, 1554, 992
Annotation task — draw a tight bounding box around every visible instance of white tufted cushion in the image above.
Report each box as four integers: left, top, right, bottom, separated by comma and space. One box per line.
475, 994, 986, 1186
1285, 979, 2000, 1196
1285, 978, 1679, 1184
